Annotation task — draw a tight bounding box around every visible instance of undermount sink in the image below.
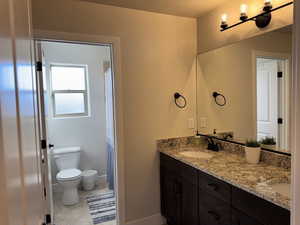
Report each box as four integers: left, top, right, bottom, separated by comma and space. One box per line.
270, 183, 291, 198
179, 151, 213, 160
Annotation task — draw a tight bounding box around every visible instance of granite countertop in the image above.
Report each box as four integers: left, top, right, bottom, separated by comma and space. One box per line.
159, 147, 291, 210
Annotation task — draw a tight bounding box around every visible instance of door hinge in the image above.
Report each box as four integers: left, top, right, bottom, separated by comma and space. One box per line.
277, 72, 283, 78
43, 187, 47, 198
278, 118, 283, 124
36, 61, 42, 72
41, 139, 47, 149
45, 214, 51, 224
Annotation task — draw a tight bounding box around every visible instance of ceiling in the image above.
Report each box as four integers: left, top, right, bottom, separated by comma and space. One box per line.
82, 0, 228, 18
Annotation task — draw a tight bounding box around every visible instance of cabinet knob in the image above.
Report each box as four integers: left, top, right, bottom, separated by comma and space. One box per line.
208, 210, 221, 221
207, 183, 218, 191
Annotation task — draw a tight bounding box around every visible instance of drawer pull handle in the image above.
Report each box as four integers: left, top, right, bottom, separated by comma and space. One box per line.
207, 183, 218, 191
208, 210, 221, 221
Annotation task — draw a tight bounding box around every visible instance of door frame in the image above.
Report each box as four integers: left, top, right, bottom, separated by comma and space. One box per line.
251, 50, 291, 151
292, 1, 300, 224
33, 29, 126, 225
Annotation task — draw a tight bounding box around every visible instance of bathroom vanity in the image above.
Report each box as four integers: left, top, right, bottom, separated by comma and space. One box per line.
159, 145, 290, 225
165, 18, 294, 225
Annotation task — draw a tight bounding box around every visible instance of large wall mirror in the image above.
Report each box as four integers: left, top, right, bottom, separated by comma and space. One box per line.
196, 25, 292, 153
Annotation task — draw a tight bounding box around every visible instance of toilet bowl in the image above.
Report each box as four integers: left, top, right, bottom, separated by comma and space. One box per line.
53, 146, 82, 206
56, 168, 82, 205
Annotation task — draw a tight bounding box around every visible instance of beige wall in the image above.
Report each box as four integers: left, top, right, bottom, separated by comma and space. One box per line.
197, 30, 292, 141
31, 0, 197, 222
197, 0, 293, 53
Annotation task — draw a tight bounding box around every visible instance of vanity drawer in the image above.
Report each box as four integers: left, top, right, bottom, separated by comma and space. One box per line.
199, 191, 231, 225
232, 208, 264, 225
198, 171, 231, 203
232, 186, 290, 225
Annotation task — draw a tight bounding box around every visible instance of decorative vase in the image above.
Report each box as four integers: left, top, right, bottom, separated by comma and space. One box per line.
245, 146, 261, 164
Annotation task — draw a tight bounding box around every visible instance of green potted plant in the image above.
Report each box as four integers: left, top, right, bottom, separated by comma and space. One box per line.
261, 137, 277, 150
245, 139, 261, 164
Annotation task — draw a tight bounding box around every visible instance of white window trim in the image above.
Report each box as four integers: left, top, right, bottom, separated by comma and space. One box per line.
49, 64, 89, 118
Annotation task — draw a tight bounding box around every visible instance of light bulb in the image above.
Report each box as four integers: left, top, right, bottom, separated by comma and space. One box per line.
240, 4, 248, 21
240, 4, 248, 14
220, 14, 228, 30
221, 14, 227, 22
264, 0, 272, 11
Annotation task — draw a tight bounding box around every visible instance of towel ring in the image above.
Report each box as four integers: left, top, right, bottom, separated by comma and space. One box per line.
174, 92, 187, 109
212, 92, 227, 107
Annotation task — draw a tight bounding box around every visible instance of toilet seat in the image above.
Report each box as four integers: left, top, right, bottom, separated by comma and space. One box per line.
57, 168, 82, 181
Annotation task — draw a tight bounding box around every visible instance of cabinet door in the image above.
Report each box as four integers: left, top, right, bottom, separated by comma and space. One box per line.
199, 190, 231, 225
232, 186, 290, 225
232, 208, 264, 225
160, 165, 167, 216
164, 169, 181, 225
181, 180, 198, 225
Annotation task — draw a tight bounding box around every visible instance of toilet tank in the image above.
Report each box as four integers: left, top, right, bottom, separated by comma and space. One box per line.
53, 146, 81, 171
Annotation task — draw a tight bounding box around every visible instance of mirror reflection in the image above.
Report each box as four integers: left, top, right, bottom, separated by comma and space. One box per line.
196, 25, 292, 153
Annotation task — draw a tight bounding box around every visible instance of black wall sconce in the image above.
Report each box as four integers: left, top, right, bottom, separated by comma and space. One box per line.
212, 92, 227, 107
174, 92, 187, 109
220, 1, 293, 32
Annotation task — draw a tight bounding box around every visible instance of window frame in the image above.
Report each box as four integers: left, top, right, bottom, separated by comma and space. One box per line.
49, 64, 89, 118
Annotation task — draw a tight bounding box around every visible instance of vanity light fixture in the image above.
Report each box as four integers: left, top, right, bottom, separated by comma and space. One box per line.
220, 1, 293, 31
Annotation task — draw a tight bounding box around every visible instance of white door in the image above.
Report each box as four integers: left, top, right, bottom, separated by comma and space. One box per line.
0, 0, 45, 224
35, 41, 54, 223
277, 60, 289, 150
256, 58, 278, 141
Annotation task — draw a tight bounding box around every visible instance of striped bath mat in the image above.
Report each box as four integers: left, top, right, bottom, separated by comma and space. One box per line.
86, 192, 116, 224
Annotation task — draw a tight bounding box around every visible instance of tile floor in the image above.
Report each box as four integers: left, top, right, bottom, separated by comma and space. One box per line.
53, 184, 116, 225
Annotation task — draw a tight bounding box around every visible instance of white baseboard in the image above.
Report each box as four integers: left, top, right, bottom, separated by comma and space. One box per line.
126, 214, 165, 225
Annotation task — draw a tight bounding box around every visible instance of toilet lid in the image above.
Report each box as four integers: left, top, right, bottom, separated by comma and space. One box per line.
57, 169, 82, 181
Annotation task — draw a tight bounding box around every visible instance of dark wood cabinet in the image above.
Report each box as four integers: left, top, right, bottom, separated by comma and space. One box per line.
181, 175, 198, 225
232, 209, 264, 225
160, 163, 181, 224
198, 172, 231, 203
160, 153, 290, 225
199, 191, 231, 225
232, 186, 290, 225
160, 154, 198, 225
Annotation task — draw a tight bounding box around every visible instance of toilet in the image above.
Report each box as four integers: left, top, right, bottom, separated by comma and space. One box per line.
53, 146, 82, 206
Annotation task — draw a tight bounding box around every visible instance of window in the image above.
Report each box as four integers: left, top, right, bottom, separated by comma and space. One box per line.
50, 65, 89, 117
